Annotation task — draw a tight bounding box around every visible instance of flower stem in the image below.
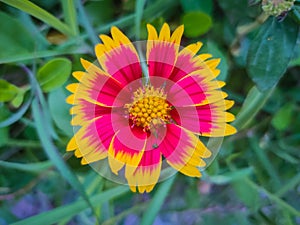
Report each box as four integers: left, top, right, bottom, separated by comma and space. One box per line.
232, 86, 274, 131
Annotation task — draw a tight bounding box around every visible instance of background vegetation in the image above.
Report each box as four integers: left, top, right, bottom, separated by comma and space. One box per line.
0, 0, 299, 224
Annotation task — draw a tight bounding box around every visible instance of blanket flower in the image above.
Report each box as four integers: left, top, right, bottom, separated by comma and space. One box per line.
66, 23, 236, 193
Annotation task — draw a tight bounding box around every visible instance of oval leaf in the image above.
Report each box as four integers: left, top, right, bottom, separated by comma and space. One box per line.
37, 58, 72, 92
181, 11, 212, 38
247, 17, 299, 92
0, 79, 20, 102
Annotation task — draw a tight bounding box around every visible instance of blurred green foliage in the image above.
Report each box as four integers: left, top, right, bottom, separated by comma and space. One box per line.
0, 0, 299, 224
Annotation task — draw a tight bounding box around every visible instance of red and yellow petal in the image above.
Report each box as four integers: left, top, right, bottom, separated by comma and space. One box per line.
146, 23, 183, 79
67, 114, 128, 164
108, 126, 147, 175
95, 27, 142, 85
171, 99, 237, 137
168, 41, 221, 83
160, 124, 211, 177
168, 73, 227, 106
69, 99, 112, 126
126, 147, 162, 193
67, 57, 129, 107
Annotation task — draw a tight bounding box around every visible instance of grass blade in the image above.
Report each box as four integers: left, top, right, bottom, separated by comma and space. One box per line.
28, 66, 99, 223
276, 173, 300, 197
250, 137, 281, 189
0, 160, 52, 173
31, 98, 100, 223
0, 96, 32, 128
76, 0, 98, 45
245, 178, 300, 217
11, 186, 129, 225
0, 0, 73, 36
140, 175, 176, 225
61, 0, 79, 36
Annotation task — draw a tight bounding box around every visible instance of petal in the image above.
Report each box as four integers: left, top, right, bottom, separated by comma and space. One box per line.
147, 24, 158, 40
66, 83, 79, 93
108, 126, 147, 175
126, 146, 162, 193
170, 99, 237, 137
74, 71, 129, 107
158, 23, 171, 41
168, 42, 203, 82
168, 74, 227, 106
170, 25, 184, 44
95, 27, 142, 85
146, 24, 183, 79
160, 124, 211, 177
69, 58, 128, 107
71, 113, 127, 164
168, 43, 221, 83
70, 99, 112, 126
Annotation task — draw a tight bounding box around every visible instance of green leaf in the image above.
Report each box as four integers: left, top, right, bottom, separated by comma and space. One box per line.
48, 87, 73, 136
271, 102, 294, 131
0, 12, 35, 61
180, 0, 213, 15
0, 80, 20, 102
247, 17, 299, 92
37, 58, 72, 93
181, 11, 212, 38
11, 92, 25, 108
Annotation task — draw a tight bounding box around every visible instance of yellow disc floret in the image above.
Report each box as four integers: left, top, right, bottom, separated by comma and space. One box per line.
125, 85, 171, 130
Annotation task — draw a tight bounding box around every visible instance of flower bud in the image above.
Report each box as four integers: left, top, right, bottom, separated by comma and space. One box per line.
262, 0, 295, 16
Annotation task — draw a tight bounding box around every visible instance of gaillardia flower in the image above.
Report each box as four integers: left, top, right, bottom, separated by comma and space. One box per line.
66, 23, 236, 193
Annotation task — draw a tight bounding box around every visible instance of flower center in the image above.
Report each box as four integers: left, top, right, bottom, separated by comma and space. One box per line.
125, 85, 171, 131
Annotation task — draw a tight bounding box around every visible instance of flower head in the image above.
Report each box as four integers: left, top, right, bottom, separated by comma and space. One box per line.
262, 0, 295, 16
66, 23, 236, 193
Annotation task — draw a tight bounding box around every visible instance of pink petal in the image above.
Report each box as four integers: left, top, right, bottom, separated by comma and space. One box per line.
70, 99, 112, 125
97, 45, 142, 85
72, 114, 123, 164
160, 124, 211, 177
126, 146, 162, 193
147, 41, 177, 78
170, 99, 236, 137
76, 72, 130, 106
108, 124, 147, 175
167, 75, 225, 106
168, 44, 203, 82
